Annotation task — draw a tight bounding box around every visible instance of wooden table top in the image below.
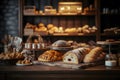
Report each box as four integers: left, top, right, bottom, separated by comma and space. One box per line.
0, 64, 120, 72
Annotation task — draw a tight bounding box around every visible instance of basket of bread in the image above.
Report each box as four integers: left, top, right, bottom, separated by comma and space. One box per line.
0, 35, 24, 65
0, 52, 24, 65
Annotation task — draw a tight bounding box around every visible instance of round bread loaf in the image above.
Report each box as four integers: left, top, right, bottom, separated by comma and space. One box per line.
52, 40, 70, 47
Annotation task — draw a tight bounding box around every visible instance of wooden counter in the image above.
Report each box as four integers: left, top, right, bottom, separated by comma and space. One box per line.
0, 65, 120, 80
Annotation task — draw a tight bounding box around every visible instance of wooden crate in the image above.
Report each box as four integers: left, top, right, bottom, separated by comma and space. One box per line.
34, 31, 48, 36
24, 29, 34, 35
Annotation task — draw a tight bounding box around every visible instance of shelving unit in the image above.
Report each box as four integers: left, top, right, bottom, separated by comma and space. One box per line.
20, 0, 120, 42
100, 0, 120, 40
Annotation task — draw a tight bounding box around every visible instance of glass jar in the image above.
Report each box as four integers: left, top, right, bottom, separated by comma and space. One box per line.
105, 53, 117, 68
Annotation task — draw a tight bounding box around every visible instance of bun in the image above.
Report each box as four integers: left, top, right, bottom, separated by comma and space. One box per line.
64, 28, 77, 33
83, 47, 105, 63
47, 24, 54, 29
63, 48, 90, 64
38, 50, 63, 62
38, 23, 45, 27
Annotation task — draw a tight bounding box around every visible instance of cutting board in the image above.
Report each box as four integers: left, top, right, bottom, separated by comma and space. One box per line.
33, 61, 104, 69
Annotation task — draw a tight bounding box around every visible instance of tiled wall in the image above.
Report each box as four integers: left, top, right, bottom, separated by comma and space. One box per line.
0, 0, 19, 41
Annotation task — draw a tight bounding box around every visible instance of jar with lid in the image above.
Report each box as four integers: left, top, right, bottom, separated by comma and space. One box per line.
105, 53, 117, 68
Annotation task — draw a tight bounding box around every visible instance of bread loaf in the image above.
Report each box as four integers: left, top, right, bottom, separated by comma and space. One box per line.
83, 47, 105, 63
52, 40, 70, 47
63, 48, 90, 64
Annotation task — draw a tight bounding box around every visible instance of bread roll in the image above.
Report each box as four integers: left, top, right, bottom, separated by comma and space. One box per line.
38, 23, 45, 27
47, 24, 54, 29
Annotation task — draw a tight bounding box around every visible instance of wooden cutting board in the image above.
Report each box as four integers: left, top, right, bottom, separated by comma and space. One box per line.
33, 61, 104, 69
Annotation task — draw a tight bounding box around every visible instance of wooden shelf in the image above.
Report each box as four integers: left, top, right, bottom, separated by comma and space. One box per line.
101, 33, 120, 36
23, 13, 96, 16
19, 0, 100, 41
23, 33, 96, 37
101, 13, 120, 16
51, 33, 96, 36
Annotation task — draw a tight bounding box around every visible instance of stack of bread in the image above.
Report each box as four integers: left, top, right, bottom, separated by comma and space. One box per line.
24, 22, 97, 35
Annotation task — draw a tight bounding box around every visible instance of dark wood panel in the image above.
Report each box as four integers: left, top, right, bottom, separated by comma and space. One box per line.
0, 65, 120, 80
23, 16, 95, 27
0, 74, 5, 80
5, 70, 120, 80
52, 17, 59, 26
